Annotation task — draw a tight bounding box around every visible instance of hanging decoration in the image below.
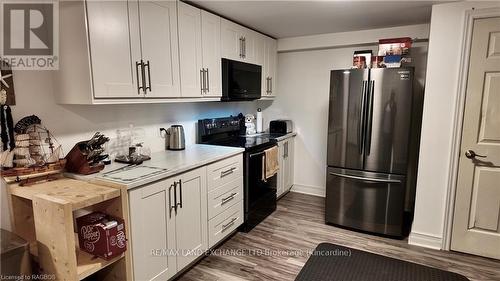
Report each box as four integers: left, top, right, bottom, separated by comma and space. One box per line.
0, 62, 15, 105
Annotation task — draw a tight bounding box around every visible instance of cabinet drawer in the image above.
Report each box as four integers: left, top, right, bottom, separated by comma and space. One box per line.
208, 178, 243, 219
208, 200, 243, 248
207, 154, 243, 191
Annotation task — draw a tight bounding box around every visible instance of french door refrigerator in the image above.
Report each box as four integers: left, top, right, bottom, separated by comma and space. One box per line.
325, 67, 414, 237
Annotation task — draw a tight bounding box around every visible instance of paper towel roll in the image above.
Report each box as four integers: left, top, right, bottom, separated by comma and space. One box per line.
256, 108, 263, 133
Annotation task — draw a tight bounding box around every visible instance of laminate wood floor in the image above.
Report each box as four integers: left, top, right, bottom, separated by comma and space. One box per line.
178, 192, 500, 281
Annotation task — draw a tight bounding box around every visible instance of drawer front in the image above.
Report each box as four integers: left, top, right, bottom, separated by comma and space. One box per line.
208, 177, 243, 219
207, 154, 243, 191
208, 200, 243, 248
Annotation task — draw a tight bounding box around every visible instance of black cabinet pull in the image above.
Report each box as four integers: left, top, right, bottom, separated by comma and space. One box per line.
168, 183, 176, 217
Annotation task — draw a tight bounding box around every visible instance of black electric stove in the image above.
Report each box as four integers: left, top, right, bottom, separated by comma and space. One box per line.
198, 115, 277, 232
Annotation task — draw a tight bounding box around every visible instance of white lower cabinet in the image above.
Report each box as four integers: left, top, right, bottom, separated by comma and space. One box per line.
128, 154, 243, 280
129, 177, 178, 281
277, 137, 295, 198
129, 167, 207, 281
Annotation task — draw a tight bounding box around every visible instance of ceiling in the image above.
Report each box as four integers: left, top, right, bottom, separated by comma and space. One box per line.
189, 1, 439, 38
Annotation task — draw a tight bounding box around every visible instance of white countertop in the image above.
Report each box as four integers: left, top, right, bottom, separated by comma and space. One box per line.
66, 144, 244, 190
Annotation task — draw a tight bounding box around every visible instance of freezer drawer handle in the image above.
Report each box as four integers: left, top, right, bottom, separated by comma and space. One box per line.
222, 217, 237, 231
329, 172, 402, 184
221, 192, 237, 205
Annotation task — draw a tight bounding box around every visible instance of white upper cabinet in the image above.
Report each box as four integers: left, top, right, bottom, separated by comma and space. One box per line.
55, 1, 274, 104
138, 1, 180, 98
86, 1, 142, 99
221, 19, 243, 62
201, 11, 222, 97
178, 2, 203, 97
262, 37, 277, 97
178, 3, 222, 97
221, 19, 259, 64
55, 0, 180, 104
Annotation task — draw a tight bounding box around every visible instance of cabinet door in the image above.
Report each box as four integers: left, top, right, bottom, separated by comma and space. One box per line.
175, 167, 208, 270
277, 141, 286, 197
241, 30, 256, 63
178, 2, 203, 97
129, 178, 177, 281
138, 1, 180, 98
264, 38, 277, 96
201, 11, 222, 97
254, 35, 267, 96
86, 1, 142, 98
221, 19, 242, 61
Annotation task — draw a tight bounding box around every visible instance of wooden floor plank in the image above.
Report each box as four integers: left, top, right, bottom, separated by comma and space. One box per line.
178, 192, 500, 281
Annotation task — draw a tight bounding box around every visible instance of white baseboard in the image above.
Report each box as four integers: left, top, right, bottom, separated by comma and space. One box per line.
408, 231, 443, 250
290, 184, 325, 197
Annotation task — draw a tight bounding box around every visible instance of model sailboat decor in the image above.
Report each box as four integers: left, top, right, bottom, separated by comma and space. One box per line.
1, 115, 66, 183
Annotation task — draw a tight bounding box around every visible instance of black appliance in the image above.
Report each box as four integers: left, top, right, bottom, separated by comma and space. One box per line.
326, 67, 416, 237
221, 59, 262, 101
198, 115, 277, 232
269, 119, 294, 134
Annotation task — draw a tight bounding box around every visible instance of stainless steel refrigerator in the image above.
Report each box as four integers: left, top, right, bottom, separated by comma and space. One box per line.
326, 67, 414, 237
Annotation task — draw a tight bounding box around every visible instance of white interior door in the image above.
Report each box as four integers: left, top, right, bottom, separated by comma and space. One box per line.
138, 1, 180, 98
451, 17, 500, 260
177, 2, 203, 97
175, 167, 208, 270
201, 11, 222, 97
86, 1, 142, 98
129, 178, 177, 281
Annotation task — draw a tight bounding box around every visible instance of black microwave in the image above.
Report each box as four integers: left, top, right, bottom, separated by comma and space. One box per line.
222, 58, 261, 101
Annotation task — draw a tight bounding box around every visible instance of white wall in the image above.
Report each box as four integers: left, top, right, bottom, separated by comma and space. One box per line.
0, 70, 257, 230
261, 25, 429, 196
409, 1, 500, 250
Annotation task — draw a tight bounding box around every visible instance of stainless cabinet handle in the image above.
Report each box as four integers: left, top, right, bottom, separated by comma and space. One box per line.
200, 69, 205, 94
168, 183, 176, 217
329, 172, 402, 184
465, 150, 486, 159
243, 37, 246, 58
177, 179, 183, 208
144, 60, 152, 92
266, 77, 270, 94
136, 61, 144, 95
206, 68, 209, 92
284, 142, 288, 158
221, 192, 237, 205
239, 37, 243, 58
270, 77, 272, 94
221, 167, 236, 178
222, 217, 237, 231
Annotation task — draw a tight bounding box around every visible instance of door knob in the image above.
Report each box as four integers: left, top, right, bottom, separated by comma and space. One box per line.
465, 150, 486, 159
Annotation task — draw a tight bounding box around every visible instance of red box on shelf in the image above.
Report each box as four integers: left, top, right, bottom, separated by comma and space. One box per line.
76, 212, 127, 260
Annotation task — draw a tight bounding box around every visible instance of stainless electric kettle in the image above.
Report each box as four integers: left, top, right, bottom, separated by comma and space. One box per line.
160, 125, 185, 150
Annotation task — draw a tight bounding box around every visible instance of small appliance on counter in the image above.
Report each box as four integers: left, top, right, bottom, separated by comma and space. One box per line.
160, 125, 185, 150
269, 119, 294, 135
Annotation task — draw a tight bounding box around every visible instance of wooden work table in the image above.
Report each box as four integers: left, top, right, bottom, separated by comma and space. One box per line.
5, 177, 132, 281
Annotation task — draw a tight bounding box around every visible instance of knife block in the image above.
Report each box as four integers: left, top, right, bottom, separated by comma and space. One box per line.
65, 141, 105, 175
